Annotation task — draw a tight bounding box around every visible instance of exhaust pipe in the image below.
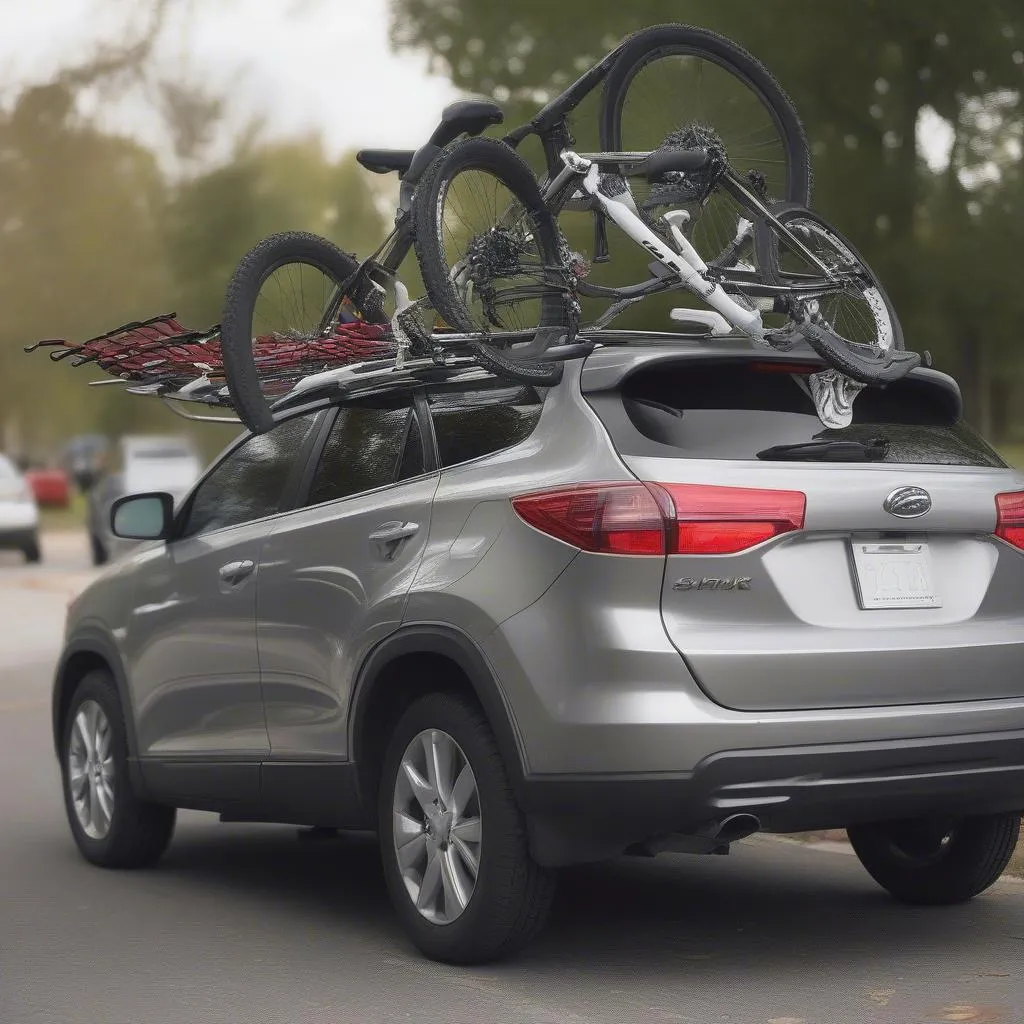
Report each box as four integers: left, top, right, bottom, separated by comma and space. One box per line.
627, 813, 762, 858
711, 813, 761, 844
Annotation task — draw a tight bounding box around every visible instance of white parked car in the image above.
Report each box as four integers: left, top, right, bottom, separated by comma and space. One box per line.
0, 454, 40, 562
86, 435, 202, 565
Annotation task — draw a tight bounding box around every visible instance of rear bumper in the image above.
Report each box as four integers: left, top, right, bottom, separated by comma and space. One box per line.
519, 729, 1024, 866
0, 526, 38, 550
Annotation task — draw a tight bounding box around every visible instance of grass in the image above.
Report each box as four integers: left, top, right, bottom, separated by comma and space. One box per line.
39, 490, 86, 532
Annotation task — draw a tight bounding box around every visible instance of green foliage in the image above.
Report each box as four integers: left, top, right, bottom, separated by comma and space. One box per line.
0, 89, 389, 462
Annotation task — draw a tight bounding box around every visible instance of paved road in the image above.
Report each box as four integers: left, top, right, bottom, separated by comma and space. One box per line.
2, 537, 1022, 1024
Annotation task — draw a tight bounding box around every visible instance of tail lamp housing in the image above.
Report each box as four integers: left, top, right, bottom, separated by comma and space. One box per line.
511, 481, 806, 555
995, 491, 1024, 550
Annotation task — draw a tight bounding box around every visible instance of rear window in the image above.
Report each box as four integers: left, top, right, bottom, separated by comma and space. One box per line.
586, 361, 1005, 467
428, 385, 544, 468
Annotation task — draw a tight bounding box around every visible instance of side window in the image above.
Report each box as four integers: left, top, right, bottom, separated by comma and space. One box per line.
181, 413, 318, 537
429, 386, 544, 468
306, 400, 425, 506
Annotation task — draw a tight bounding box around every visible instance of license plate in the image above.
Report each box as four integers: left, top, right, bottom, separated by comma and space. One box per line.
850, 541, 941, 609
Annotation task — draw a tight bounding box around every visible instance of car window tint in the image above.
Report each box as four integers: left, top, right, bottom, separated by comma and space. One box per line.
307, 402, 422, 506
182, 413, 318, 536
587, 362, 1004, 467
429, 386, 544, 468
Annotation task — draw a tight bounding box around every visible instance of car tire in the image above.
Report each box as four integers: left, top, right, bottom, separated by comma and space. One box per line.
60, 669, 176, 868
90, 534, 108, 566
23, 537, 41, 563
378, 692, 556, 964
848, 813, 1021, 905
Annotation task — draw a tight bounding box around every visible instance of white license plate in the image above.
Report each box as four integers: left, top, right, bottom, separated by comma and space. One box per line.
850, 541, 941, 609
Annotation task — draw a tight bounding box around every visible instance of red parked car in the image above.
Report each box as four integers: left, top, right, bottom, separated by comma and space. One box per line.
24, 467, 70, 508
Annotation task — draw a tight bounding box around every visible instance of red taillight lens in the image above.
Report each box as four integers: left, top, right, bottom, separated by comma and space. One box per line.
512, 482, 805, 555
995, 491, 1024, 550
655, 483, 806, 554
511, 483, 666, 555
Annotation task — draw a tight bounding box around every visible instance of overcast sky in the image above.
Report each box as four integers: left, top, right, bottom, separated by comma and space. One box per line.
0, 0, 953, 173
0, 0, 461, 158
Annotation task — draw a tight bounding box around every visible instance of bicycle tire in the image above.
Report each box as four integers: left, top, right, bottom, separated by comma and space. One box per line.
413, 137, 570, 388
755, 203, 921, 385
600, 24, 812, 266
220, 231, 363, 434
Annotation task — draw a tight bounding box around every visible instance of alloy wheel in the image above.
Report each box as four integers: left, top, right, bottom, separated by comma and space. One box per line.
67, 699, 116, 840
392, 728, 482, 924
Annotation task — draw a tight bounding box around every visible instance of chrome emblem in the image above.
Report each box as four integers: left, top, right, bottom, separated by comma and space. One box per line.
673, 577, 752, 592
883, 486, 931, 518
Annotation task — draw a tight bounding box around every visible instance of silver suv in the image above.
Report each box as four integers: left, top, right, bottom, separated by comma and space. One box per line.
53, 339, 1024, 963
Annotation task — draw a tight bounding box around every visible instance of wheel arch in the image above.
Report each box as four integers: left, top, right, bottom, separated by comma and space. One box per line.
349, 624, 527, 819
53, 630, 140, 781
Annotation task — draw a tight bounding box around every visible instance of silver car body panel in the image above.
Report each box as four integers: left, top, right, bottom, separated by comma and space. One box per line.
123, 519, 272, 758
256, 473, 438, 758
57, 343, 1024, 849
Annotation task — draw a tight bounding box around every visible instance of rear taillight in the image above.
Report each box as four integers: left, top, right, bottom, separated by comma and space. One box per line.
654, 483, 806, 555
511, 483, 665, 555
512, 482, 805, 555
995, 491, 1024, 550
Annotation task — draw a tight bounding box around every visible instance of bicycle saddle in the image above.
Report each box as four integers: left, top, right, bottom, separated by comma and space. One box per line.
356, 149, 415, 176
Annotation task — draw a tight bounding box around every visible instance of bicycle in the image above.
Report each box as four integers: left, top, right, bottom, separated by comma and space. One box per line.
27, 25, 921, 433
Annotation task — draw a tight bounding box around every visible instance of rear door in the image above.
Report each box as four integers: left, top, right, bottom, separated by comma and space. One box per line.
586, 357, 1024, 711
256, 392, 436, 758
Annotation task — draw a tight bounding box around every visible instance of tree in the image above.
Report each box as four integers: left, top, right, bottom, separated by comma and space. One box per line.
391, 0, 1024, 436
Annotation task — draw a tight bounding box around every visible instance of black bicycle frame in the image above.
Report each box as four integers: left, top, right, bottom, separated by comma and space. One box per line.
322, 35, 843, 336
321, 44, 629, 328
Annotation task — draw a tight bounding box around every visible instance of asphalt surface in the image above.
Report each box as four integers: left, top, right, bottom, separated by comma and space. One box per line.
2, 533, 1023, 1024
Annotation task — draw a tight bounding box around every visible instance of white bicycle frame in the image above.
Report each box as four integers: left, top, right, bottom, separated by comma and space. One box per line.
561, 151, 873, 429
564, 151, 771, 343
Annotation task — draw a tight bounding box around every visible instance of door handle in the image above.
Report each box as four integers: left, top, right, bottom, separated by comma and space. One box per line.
368, 521, 420, 544
368, 521, 420, 559
218, 559, 255, 585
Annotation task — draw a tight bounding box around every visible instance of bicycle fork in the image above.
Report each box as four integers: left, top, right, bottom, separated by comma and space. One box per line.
569, 157, 768, 343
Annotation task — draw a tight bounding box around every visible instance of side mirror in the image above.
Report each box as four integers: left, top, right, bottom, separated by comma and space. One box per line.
110, 492, 174, 541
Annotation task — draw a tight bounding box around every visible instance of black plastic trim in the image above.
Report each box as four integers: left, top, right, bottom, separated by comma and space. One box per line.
54, 631, 130, 748
140, 760, 260, 808
518, 730, 1024, 866
349, 624, 527, 800
258, 761, 364, 827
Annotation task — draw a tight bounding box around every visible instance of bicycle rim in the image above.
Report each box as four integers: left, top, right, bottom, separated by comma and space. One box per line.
249, 259, 364, 394
613, 48, 800, 264
775, 218, 896, 352
434, 168, 560, 336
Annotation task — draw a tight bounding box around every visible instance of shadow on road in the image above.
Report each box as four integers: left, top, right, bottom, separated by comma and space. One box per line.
157, 822, 1022, 980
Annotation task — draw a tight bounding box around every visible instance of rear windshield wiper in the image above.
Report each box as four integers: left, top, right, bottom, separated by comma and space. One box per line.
756, 437, 890, 462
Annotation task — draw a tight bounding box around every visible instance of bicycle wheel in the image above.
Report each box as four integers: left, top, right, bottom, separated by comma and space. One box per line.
220, 231, 392, 434
600, 24, 811, 267
755, 203, 920, 384
413, 137, 573, 387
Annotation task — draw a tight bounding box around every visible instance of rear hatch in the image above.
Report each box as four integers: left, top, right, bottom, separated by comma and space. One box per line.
584, 354, 1024, 711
